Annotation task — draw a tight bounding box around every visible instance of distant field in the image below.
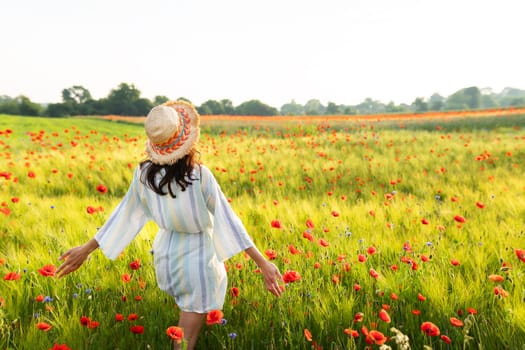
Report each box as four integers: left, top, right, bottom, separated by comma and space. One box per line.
1, 111, 524, 349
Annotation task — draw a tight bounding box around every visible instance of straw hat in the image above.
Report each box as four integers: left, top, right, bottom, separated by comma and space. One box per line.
144, 100, 200, 165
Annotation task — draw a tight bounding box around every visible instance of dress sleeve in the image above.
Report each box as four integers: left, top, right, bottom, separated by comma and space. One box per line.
94, 167, 148, 260
200, 165, 254, 262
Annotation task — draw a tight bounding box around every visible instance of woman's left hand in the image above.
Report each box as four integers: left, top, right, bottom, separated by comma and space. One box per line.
259, 261, 284, 297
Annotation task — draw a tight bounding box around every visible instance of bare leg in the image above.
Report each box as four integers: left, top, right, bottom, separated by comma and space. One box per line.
174, 311, 206, 350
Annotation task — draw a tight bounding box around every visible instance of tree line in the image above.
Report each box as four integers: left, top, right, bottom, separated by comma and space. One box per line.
1, 83, 525, 118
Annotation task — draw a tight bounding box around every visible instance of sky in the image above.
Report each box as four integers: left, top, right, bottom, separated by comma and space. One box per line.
1, 0, 524, 108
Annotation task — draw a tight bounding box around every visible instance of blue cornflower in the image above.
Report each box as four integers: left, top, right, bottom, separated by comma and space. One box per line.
229, 333, 237, 339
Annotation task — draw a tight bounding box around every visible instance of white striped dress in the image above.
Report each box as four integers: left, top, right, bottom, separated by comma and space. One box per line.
94, 164, 254, 313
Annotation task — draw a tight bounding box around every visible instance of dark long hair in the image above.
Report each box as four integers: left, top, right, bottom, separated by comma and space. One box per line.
139, 149, 200, 198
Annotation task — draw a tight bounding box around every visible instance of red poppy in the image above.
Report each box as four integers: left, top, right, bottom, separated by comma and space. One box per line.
367, 246, 377, 255
302, 231, 314, 241
130, 325, 144, 334
515, 249, 525, 263
313, 262, 321, 269
369, 268, 379, 279
353, 312, 364, 323
129, 259, 141, 270
206, 310, 224, 325
305, 219, 315, 228
441, 335, 452, 344
4, 272, 21, 281
318, 238, 329, 247
288, 245, 302, 255
467, 307, 477, 314
86, 206, 97, 214
417, 293, 426, 301
304, 328, 313, 341
115, 313, 124, 322
421, 321, 440, 336
421, 218, 429, 225
494, 286, 509, 297
368, 330, 387, 345
80, 316, 90, 326
38, 264, 56, 277
49, 344, 72, 350
476, 201, 485, 209
450, 317, 464, 327
128, 313, 139, 321
122, 273, 131, 283
378, 309, 391, 323
37, 322, 52, 332
283, 270, 301, 283
88, 321, 100, 329
488, 274, 504, 282
331, 210, 340, 217
454, 215, 466, 223
421, 255, 430, 262
264, 249, 278, 260
391, 293, 398, 300
451, 259, 460, 266
271, 220, 282, 229
353, 284, 361, 291
35, 294, 45, 302
344, 328, 359, 337
230, 287, 239, 297
412, 309, 421, 315
96, 184, 108, 194
358, 254, 367, 263
166, 326, 184, 343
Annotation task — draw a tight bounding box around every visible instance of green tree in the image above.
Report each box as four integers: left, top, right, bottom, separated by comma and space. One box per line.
0, 95, 20, 115
355, 98, 385, 115
46, 103, 73, 117
429, 93, 445, 111
153, 95, 170, 105
304, 99, 324, 115
385, 101, 406, 113
134, 98, 153, 116
62, 86, 92, 104
412, 97, 429, 113
235, 100, 277, 116
198, 100, 225, 115
445, 86, 481, 110
280, 100, 304, 116
17, 96, 42, 116
221, 99, 235, 115
106, 83, 145, 115
325, 102, 341, 115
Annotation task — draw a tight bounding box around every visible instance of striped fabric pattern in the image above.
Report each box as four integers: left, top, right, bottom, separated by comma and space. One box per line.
94, 164, 254, 312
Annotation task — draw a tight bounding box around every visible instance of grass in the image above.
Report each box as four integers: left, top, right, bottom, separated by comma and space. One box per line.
0, 113, 524, 349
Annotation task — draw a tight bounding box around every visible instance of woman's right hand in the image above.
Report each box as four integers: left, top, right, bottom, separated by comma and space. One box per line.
56, 239, 99, 278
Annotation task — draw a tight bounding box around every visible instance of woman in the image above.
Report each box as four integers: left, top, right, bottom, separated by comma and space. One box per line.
56, 100, 283, 350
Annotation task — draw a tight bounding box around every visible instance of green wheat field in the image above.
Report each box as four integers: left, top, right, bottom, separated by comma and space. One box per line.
1, 113, 524, 349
